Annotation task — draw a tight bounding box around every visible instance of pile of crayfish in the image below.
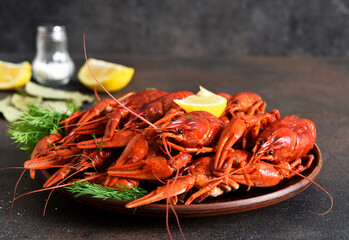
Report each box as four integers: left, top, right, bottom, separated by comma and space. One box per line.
24, 89, 317, 208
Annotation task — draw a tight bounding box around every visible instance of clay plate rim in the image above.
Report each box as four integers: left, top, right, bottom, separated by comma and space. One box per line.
40, 144, 322, 218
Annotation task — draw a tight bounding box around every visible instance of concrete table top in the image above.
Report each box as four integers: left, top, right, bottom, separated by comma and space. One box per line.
0, 56, 348, 239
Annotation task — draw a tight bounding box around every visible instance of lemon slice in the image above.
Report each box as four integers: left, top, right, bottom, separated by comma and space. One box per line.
78, 58, 134, 92
174, 86, 227, 117
0, 61, 32, 90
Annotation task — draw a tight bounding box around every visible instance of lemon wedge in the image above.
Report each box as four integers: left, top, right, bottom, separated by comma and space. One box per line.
0, 61, 32, 90
78, 58, 134, 92
174, 86, 227, 117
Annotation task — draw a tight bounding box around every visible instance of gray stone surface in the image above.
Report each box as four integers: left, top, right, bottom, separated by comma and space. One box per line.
0, 56, 348, 239
2, 0, 349, 57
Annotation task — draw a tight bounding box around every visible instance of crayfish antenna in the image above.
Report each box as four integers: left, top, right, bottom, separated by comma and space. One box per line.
12, 182, 74, 202
43, 169, 102, 216
165, 181, 173, 240
8, 167, 96, 219
11, 178, 93, 211
272, 164, 333, 215
165, 165, 186, 240
166, 180, 186, 240
82, 28, 158, 129
94, 87, 101, 102
7, 169, 26, 224
0, 167, 25, 171
42, 164, 85, 216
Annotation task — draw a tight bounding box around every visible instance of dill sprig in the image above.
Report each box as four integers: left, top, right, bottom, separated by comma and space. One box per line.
7, 103, 78, 153
7, 103, 148, 203
65, 181, 148, 201
91, 133, 105, 151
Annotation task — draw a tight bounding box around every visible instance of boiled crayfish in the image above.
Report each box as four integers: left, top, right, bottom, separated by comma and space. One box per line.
21, 86, 325, 210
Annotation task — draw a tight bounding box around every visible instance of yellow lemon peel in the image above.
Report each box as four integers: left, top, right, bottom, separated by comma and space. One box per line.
174, 86, 227, 117
0, 61, 32, 90
78, 58, 134, 92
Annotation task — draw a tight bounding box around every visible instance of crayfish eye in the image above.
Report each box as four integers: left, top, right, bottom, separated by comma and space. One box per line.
74, 138, 81, 143
259, 140, 264, 145
177, 128, 183, 134
267, 150, 274, 155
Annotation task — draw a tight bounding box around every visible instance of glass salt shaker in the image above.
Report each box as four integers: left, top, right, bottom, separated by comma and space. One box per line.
32, 25, 75, 86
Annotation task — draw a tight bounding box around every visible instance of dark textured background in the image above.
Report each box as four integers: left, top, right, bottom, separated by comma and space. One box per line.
1, 57, 349, 240
2, 0, 349, 57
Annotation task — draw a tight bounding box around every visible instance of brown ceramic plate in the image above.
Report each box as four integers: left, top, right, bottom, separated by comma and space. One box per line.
40, 144, 322, 218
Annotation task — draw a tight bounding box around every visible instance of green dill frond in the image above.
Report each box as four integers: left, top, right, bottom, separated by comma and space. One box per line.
65, 181, 148, 201
7, 103, 78, 153
66, 101, 80, 113
92, 133, 105, 151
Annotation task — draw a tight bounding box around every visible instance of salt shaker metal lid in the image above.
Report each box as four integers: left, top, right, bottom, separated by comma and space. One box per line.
37, 25, 67, 42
